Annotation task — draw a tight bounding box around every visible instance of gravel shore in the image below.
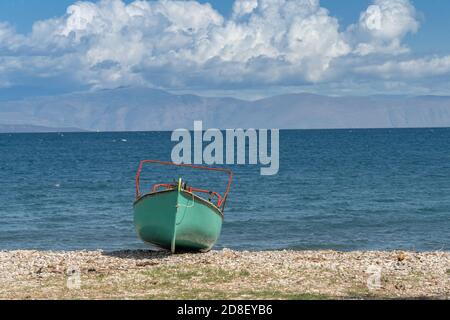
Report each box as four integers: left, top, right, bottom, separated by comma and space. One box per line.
0, 249, 449, 300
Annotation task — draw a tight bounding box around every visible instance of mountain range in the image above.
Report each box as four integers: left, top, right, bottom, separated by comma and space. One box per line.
1, 87, 450, 132
0, 124, 87, 133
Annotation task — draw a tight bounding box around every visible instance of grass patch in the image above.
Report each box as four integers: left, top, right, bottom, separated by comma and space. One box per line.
239, 290, 331, 300
141, 266, 244, 284
239, 269, 251, 277
146, 288, 233, 300
446, 269, 450, 276
145, 289, 332, 300
345, 284, 375, 299
137, 266, 333, 300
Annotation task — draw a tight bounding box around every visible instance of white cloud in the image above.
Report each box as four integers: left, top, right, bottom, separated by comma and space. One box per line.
232, 0, 258, 19
356, 55, 450, 78
360, 0, 418, 40
348, 0, 419, 55
10, 0, 351, 87
0, 22, 25, 52
0, 0, 447, 96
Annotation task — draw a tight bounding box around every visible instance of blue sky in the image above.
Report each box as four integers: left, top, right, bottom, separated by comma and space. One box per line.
1, 0, 450, 100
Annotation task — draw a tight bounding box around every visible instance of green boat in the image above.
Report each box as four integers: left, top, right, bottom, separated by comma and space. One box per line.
133, 160, 233, 253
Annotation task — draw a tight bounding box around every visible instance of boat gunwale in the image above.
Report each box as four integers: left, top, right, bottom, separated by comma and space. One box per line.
133, 189, 224, 219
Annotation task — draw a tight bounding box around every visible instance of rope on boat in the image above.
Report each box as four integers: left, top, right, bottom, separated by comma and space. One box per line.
176, 177, 195, 209
176, 193, 195, 209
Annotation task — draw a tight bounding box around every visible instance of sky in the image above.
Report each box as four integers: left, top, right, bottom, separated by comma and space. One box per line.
1, 0, 450, 100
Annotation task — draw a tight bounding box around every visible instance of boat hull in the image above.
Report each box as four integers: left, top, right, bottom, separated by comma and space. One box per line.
133, 189, 223, 253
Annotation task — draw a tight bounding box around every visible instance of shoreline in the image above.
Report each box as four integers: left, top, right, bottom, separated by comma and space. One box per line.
1, 249, 449, 300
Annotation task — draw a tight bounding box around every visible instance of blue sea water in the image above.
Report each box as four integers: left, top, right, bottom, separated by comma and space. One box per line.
0, 129, 449, 252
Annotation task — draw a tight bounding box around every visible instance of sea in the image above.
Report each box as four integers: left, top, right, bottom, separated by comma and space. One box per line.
1, 129, 449, 251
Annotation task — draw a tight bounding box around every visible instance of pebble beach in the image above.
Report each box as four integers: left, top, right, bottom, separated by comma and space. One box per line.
0, 249, 449, 300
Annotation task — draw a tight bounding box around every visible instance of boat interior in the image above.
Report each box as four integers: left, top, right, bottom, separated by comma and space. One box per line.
150, 178, 223, 208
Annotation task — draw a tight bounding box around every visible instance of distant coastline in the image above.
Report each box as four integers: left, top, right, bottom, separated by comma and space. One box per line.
2, 124, 450, 134
2, 87, 450, 132
0, 124, 89, 133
